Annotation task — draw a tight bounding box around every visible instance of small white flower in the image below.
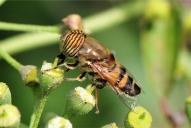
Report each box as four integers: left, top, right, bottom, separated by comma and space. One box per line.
75, 87, 95, 106
47, 116, 72, 128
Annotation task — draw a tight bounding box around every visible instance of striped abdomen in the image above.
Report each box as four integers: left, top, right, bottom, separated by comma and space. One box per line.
91, 62, 141, 96
60, 30, 86, 57
107, 63, 141, 96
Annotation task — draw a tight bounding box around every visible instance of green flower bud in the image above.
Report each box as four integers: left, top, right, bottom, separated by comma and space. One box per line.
124, 106, 152, 128
183, 12, 191, 31
185, 96, 191, 123
20, 65, 38, 86
46, 116, 72, 128
65, 86, 95, 117
40, 62, 64, 93
102, 122, 118, 128
0, 82, 11, 105
0, 104, 21, 128
144, 0, 170, 20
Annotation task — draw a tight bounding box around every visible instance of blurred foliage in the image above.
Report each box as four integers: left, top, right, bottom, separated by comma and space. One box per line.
0, 0, 191, 128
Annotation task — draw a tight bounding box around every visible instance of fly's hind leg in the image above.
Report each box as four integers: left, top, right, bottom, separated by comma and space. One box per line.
95, 88, 100, 114
93, 79, 107, 89
92, 78, 107, 114
89, 72, 107, 89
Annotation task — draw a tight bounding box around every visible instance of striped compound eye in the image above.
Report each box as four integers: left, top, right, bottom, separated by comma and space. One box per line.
61, 30, 86, 57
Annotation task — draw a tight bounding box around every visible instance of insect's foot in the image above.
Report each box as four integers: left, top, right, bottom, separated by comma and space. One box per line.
76, 77, 86, 82
64, 63, 76, 70
95, 110, 100, 114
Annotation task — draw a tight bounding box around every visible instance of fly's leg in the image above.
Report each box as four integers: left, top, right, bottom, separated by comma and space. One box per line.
42, 53, 65, 71
63, 60, 79, 71
52, 53, 79, 71
57, 53, 66, 66
93, 79, 107, 89
92, 78, 107, 114
88, 72, 107, 89
52, 53, 66, 68
95, 88, 100, 114
64, 72, 86, 82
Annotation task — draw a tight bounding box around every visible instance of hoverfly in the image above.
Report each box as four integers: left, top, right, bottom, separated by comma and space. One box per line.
56, 29, 141, 111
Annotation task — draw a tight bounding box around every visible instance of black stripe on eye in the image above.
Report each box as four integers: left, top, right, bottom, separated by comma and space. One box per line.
115, 66, 126, 85
71, 36, 84, 56
65, 34, 79, 51
67, 34, 84, 56
63, 33, 76, 50
65, 34, 81, 54
64, 32, 72, 43
62, 30, 86, 56
66, 34, 79, 51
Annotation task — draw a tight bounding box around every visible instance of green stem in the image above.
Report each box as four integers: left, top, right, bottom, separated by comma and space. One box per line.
0, 2, 144, 55
0, 33, 59, 55
29, 94, 48, 128
0, 0, 6, 6
83, 1, 144, 33
0, 22, 59, 33
0, 2, 143, 34
0, 48, 22, 70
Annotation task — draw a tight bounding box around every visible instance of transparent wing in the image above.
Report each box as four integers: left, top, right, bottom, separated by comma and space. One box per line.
108, 84, 138, 110
89, 62, 138, 110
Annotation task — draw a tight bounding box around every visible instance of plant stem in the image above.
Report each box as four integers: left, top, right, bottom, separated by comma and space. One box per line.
0, 33, 59, 55
0, 2, 144, 55
0, 2, 143, 34
0, 0, 6, 6
0, 22, 59, 33
83, 1, 144, 33
141, 1, 181, 96
29, 94, 48, 128
0, 48, 22, 70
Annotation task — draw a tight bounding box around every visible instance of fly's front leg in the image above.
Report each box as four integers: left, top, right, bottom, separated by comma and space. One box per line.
53, 53, 79, 71
64, 72, 86, 82
63, 60, 79, 71
52, 53, 66, 68
42, 53, 65, 72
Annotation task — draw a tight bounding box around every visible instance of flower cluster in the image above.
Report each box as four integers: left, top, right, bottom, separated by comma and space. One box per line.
0, 82, 21, 128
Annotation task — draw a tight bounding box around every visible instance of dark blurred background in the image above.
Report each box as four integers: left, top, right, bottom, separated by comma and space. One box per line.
0, 0, 191, 128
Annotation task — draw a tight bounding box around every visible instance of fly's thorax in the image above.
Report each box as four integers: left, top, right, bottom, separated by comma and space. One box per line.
60, 30, 86, 57
78, 37, 111, 60
77, 36, 113, 73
